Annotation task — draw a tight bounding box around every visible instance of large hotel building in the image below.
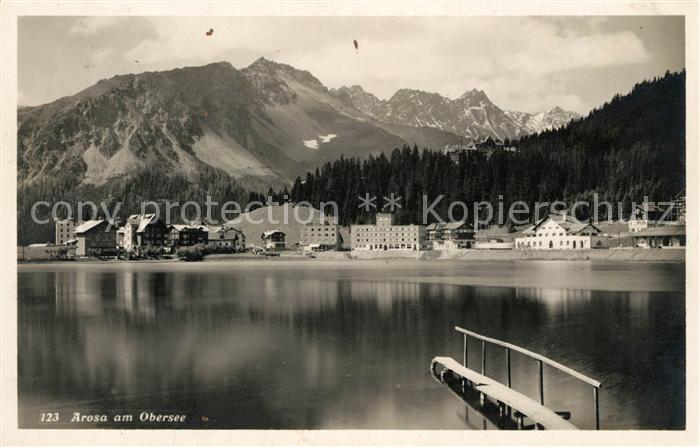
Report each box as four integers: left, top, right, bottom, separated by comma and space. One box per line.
351, 213, 426, 251
299, 221, 340, 251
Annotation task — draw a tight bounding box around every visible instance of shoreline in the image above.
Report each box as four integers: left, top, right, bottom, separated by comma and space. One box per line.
312, 248, 685, 262
18, 248, 685, 266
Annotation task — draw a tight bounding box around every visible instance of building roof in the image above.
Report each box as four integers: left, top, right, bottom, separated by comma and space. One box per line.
209, 225, 243, 233
225, 225, 244, 234
635, 203, 664, 212
521, 224, 537, 235
527, 213, 602, 235
426, 221, 472, 231
137, 214, 159, 232
633, 225, 686, 237
262, 229, 285, 238
305, 220, 338, 226
558, 221, 602, 234
125, 214, 163, 232
170, 223, 208, 232
74, 220, 108, 234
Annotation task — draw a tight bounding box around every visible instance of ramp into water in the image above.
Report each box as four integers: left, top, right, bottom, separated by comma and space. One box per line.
431, 356, 577, 430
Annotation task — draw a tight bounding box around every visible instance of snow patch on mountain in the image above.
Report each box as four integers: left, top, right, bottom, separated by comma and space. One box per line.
304, 134, 338, 149
303, 139, 319, 149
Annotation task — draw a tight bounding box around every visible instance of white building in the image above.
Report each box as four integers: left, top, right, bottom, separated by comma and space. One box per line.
208, 225, 245, 250
55, 219, 83, 245
261, 230, 286, 251
351, 213, 426, 251
515, 213, 604, 250
633, 225, 685, 249
300, 222, 340, 251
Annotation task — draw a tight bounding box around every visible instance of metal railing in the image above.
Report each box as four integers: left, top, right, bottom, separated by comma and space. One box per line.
455, 326, 602, 430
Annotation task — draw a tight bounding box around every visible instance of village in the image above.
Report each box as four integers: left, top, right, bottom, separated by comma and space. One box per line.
19, 194, 686, 262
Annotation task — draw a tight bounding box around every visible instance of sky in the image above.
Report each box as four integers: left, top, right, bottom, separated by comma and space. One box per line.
18, 16, 685, 114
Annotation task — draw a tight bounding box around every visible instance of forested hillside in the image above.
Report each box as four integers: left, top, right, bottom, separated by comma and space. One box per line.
287, 71, 685, 225
18, 71, 684, 243
18, 165, 267, 244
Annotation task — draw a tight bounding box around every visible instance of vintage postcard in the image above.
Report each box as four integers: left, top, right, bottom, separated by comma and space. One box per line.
0, 1, 697, 445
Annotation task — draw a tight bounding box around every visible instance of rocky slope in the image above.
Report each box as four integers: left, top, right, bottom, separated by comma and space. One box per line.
504, 107, 581, 135
18, 59, 463, 189
17, 62, 300, 188
18, 58, 578, 192
332, 85, 580, 140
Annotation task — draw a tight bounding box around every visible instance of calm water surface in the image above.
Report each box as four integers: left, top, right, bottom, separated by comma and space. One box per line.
18, 260, 685, 429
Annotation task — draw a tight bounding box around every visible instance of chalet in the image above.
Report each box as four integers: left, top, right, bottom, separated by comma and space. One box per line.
426, 221, 475, 249
515, 212, 605, 250
120, 214, 169, 254
74, 219, 117, 257
262, 229, 286, 251
633, 225, 685, 249
474, 136, 504, 151
169, 224, 209, 248
208, 225, 245, 250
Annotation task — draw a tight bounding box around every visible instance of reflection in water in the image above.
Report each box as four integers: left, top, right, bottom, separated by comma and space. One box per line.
18, 261, 685, 429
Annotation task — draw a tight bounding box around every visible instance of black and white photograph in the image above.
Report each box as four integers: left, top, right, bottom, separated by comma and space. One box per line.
1, 1, 698, 445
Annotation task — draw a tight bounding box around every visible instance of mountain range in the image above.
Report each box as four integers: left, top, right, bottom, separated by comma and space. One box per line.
287, 71, 685, 227
331, 85, 579, 140
17, 58, 579, 189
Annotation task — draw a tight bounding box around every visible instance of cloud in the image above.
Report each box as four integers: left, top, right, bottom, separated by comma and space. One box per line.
17, 89, 27, 106
69, 17, 122, 35
20, 16, 678, 113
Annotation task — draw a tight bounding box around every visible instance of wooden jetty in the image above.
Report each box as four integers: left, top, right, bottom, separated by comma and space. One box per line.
431, 326, 602, 430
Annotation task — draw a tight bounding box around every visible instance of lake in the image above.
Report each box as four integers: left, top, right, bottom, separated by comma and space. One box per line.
17, 259, 685, 429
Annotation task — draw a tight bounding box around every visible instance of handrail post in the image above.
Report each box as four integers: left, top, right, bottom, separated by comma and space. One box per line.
506, 348, 511, 388
505, 347, 512, 418
538, 360, 544, 405
454, 326, 603, 428
593, 387, 600, 430
481, 340, 486, 375
463, 334, 468, 367
462, 333, 468, 392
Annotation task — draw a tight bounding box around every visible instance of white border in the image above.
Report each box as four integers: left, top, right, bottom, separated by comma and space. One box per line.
1, 1, 698, 446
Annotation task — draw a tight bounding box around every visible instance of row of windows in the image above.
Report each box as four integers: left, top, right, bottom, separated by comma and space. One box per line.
518, 239, 588, 249
354, 233, 421, 238
356, 238, 418, 242
354, 243, 420, 250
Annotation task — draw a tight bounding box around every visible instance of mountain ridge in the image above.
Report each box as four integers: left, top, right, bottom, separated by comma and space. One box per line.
17, 57, 580, 195
18, 58, 471, 190
331, 84, 580, 140
287, 70, 685, 228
